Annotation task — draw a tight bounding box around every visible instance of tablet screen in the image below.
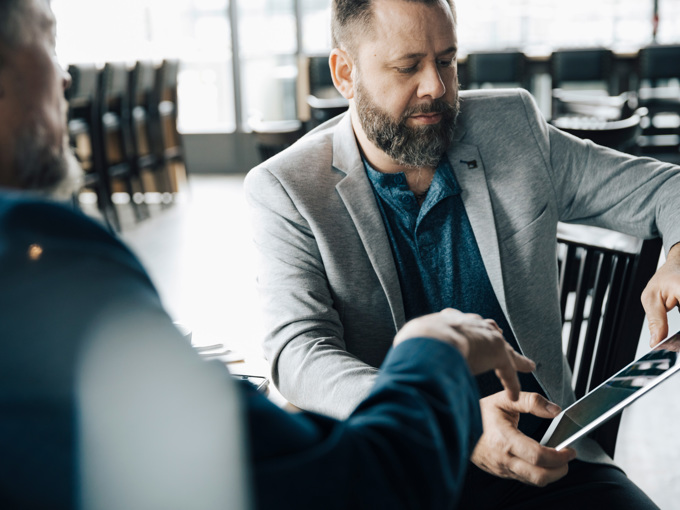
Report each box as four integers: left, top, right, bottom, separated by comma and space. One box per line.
541, 331, 680, 450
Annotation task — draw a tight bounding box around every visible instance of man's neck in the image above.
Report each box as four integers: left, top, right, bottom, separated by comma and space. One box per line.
351, 111, 437, 201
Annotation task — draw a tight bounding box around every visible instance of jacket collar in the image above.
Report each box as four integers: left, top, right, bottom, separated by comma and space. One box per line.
331, 111, 507, 328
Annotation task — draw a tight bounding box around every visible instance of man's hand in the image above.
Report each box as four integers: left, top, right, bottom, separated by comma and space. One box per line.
641, 243, 680, 347
471, 392, 576, 487
394, 308, 535, 401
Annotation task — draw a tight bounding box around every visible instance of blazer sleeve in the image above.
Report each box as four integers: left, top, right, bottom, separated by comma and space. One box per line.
246, 337, 482, 510
244, 166, 379, 419
517, 90, 680, 254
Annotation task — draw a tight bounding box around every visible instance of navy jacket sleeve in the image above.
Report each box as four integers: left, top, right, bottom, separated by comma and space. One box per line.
245, 337, 482, 510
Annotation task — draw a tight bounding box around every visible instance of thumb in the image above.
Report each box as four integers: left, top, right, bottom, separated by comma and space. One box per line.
497, 392, 562, 418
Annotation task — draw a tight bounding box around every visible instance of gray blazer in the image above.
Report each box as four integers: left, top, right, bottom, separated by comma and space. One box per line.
245, 89, 680, 463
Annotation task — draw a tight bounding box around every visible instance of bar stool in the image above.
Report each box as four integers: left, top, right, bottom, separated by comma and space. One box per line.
66, 64, 119, 232
465, 51, 530, 90
98, 62, 148, 224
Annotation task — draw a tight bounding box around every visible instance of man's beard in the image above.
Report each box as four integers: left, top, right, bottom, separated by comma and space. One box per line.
355, 78, 460, 168
13, 125, 83, 200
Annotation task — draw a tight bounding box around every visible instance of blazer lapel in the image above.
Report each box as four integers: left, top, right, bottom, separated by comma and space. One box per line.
448, 141, 509, 318
333, 115, 406, 329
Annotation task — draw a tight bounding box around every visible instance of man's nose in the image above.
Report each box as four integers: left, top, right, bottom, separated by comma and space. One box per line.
417, 63, 446, 100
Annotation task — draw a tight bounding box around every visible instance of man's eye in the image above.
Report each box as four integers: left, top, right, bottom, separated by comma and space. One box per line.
438, 59, 455, 68
397, 65, 417, 74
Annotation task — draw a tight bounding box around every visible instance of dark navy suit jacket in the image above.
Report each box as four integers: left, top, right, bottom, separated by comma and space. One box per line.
0, 191, 482, 509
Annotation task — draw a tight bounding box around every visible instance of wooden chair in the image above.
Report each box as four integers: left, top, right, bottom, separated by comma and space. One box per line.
150, 59, 186, 200
66, 64, 118, 232
128, 61, 169, 200
557, 223, 662, 457
98, 62, 148, 224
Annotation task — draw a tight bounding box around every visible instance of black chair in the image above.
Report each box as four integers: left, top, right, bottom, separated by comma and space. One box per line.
465, 51, 530, 90
308, 55, 335, 98
129, 61, 170, 200
66, 64, 119, 232
150, 59, 186, 200
636, 44, 680, 158
551, 90, 647, 154
557, 223, 662, 457
250, 119, 305, 162
551, 48, 615, 94
306, 94, 348, 130
98, 62, 148, 224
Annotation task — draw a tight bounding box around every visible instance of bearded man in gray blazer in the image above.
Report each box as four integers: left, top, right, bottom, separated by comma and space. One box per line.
245, 0, 680, 508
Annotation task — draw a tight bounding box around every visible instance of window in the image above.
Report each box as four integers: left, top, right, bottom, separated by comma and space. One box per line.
53, 0, 679, 135
53, 0, 235, 133
456, 0, 655, 53
301, 0, 332, 54
658, 0, 680, 44
238, 0, 298, 125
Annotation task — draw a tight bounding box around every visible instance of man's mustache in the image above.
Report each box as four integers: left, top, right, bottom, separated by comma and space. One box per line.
402, 100, 457, 119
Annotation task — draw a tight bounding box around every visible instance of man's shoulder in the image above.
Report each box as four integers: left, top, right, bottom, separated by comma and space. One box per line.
459, 87, 533, 103
0, 191, 148, 280
456, 88, 544, 142
245, 114, 347, 193
459, 88, 537, 118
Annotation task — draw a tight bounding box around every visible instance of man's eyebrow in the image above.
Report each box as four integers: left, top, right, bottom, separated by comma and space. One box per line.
438, 46, 458, 56
390, 46, 458, 62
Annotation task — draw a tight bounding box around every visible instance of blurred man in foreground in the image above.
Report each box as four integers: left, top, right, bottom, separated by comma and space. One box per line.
0, 1, 534, 508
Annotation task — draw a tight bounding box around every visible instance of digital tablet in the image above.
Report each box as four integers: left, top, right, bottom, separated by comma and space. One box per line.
540, 331, 680, 451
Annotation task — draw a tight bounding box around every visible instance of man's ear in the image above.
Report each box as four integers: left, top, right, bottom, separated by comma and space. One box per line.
329, 48, 355, 100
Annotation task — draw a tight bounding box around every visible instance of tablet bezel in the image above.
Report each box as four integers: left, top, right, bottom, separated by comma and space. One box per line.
540, 331, 680, 451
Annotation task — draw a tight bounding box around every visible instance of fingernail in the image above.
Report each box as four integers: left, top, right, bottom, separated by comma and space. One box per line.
649, 330, 658, 346
546, 403, 561, 414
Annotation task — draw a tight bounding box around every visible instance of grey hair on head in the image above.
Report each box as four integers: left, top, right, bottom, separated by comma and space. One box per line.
331, 0, 456, 54
0, 0, 33, 48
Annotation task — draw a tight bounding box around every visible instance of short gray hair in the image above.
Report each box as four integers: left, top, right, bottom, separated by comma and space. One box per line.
331, 0, 456, 55
0, 0, 50, 70
0, 0, 32, 48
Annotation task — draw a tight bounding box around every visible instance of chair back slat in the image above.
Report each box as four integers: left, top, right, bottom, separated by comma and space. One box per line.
573, 251, 611, 398
559, 244, 579, 323
557, 223, 662, 457
565, 248, 595, 369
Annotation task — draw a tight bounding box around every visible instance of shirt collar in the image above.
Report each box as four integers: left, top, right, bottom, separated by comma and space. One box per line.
363, 156, 461, 201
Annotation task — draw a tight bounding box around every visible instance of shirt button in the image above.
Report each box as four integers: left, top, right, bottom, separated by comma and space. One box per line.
401, 195, 413, 204
394, 175, 405, 185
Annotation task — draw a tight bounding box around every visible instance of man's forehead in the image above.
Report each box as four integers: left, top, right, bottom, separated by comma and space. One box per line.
34, 0, 56, 32
20, 0, 55, 38
359, 1, 456, 59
